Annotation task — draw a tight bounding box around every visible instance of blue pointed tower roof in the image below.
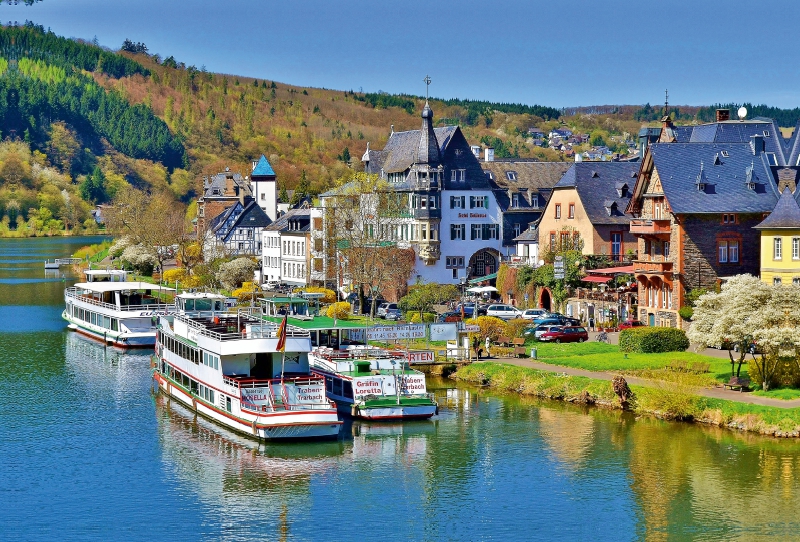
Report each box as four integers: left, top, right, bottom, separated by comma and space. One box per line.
755, 188, 800, 229
251, 154, 276, 177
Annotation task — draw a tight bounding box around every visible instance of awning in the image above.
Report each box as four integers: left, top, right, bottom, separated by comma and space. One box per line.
581, 276, 612, 283
586, 265, 635, 275
467, 286, 498, 293
469, 272, 497, 284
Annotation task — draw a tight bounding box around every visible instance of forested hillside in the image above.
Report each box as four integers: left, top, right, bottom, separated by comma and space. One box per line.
2, 21, 800, 238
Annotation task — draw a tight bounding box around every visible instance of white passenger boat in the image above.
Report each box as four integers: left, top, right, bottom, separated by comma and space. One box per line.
63, 269, 174, 348
308, 346, 438, 420
153, 292, 342, 440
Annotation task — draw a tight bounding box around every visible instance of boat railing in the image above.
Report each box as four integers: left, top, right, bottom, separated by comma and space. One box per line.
65, 288, 172, 313
235, 376, 334, 412
175, 311, 310, 342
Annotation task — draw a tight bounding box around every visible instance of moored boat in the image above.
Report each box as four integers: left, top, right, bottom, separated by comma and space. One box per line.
153, 292, 342, 440
308, 346, 438, 420
62, 269, 174, 348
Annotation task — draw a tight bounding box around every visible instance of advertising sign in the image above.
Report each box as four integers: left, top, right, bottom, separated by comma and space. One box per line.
353, 375, 396, 399
398, 374, 427, 395
285, 383, 326, 405
241, 387, 272, 407
407, 350, 435, 364
366, 324, 426, 340
429, 323, 457, 341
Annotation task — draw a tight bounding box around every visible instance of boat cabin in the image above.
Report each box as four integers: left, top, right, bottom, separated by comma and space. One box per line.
83, 269, 129, 282
261, 296, 316, 319
175, 292, 227, 316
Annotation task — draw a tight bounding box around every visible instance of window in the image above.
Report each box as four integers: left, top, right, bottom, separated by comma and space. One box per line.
774, 277, 782, 285
793, 238, 800, 260
487, 224, 499, 240
664, 241, 670, 258
470, 195, 488, 209
420, 197, 427, 209
794, 277, 800, 286
549, 232, 556, 250
471, 224, 481, 240
722, 214, 736, 224
729, 241, 739, 263
766, 153, 778, 166
774, 237, 783, 260
531, 196, 539, 209
513, 223, 521, 237
450, 195, 465, 209
611, 233, 622, 259
446, 256, 465, 268
260, 193, 265, 200
451, 169, 466, 183
506, 171, 517, 181
512, 194, 520, 208
451, 224, 465, 240
555, 204, 561, 219
568, 204, 575, 219
719, 241, 728, 263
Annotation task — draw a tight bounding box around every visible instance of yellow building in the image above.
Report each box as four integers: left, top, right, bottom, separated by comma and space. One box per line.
755, 188, 800, 285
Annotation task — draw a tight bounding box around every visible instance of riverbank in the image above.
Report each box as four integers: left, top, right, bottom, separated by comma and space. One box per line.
452, 362, 800, 438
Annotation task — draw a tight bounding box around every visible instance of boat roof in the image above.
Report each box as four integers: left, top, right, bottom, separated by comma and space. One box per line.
73, 281, 176, 293
84, 269, 127, 276
261, 296, 309, 305
177, 292, 227, 300
263, 315, 369, 330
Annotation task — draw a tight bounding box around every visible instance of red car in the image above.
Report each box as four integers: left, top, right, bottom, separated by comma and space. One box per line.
618, 320, 645, 330
539, 326, 589, 343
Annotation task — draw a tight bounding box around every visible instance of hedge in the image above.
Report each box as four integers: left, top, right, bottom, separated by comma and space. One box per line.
410, 312, 436, 323
619, 327, 690, 353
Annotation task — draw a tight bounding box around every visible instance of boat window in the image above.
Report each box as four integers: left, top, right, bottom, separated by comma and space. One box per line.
214, 301, 224, 311
111, 319, 118, 332
325, 376, 333, 392
333, 378, 342, 397
195, 298, 213, 311
226, 396, 232, 412
343, 381, 354, 399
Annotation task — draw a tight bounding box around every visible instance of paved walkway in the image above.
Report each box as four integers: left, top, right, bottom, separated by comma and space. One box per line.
482, 355, 800, 409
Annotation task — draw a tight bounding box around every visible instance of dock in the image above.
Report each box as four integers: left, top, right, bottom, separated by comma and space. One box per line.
44, 258, 82, 269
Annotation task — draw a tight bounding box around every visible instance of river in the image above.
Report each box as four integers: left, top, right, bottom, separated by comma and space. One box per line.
1, 237, 799, 541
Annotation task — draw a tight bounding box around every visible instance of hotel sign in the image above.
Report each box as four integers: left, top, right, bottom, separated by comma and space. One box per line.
457, 212, 488, 219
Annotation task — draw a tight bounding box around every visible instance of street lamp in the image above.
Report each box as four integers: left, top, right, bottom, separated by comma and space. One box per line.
599, 283, 607, 327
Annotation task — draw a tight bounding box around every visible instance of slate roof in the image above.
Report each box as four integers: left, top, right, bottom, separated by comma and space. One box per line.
216, 201, 272, 242
484, 160, 570, 212
202, 170, 251, 199
755, 188, 800, 229
264, 208, 310, 232
513, 225, 539, 242
251, 154, 276, 177
648, 142, 782, 214
554, 162, 639, 225
364, 126, 457, 174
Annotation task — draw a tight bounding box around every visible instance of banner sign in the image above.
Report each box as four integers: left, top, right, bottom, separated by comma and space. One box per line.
460, 324, 481, 333
430, 323, 457, 341
407, 350, 435, 364
241, 387, 272, 407
287, 383, 326, 404
353, 375, 396, 399
398, 374, 427, 394
366, 324, 426, 340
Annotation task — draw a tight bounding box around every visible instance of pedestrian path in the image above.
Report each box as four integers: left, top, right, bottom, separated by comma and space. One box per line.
484, 357, 800, 409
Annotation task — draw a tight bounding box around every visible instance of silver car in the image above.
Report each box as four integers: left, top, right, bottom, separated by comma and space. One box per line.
485, 304, 523, 320
534, 324, 563, 339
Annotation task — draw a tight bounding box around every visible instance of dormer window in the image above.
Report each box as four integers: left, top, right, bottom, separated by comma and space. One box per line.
721, 150, 729, 157
591, 170, 598, 178
506, 171, 517, 181
766, 153, 778, 166
615, 182, 628, 198
512, 193, 520, 208
763, 130, 770, 137
713, 153, 721, 165
604, 200, 617, 216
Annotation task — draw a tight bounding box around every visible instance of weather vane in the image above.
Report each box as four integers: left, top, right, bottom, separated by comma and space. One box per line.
664, 88, 669, 111
424, 75, 431, 100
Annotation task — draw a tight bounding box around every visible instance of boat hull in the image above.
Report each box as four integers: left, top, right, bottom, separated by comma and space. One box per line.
154, 372, 342, 440
64, 312, 155, 348
331, 398, 437, 420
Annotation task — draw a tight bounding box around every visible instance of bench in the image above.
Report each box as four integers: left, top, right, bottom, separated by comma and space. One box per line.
496, 336, 511, 347
513, 346, 528, 358
723, 377, 751, 392
512, 337, 525, 347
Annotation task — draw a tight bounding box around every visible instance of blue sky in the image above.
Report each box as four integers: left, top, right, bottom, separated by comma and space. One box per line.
6, 0, 800, 109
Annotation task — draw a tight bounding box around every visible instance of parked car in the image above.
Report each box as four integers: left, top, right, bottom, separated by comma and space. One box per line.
436, 311, 462, 323
486, 304, 523, 320
532, 315, 579, 327
618, 320, 645, 330
520, 308, 550, 320
539, 326, 589, 343
456, 302, 476, 317
524, 324, 563, 340
377, 302, 398, 318
384, 308, 402, 321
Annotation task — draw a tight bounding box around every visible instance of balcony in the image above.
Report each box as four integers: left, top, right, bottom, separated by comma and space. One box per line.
630, 218, 671, 236
632, 258, 673, 275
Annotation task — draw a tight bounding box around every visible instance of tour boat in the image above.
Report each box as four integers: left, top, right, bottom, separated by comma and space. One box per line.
308, 346, 438, 420
152, 292, 342, 440
63, 269, 175, 348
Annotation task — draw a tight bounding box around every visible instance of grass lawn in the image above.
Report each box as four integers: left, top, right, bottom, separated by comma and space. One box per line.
752, 388, 800, 400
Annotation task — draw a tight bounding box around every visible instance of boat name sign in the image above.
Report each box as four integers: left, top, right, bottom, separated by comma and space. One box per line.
398, 374, 426, 394
353, 376, 396, 399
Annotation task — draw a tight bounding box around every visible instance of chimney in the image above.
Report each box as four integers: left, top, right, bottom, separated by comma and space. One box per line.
750, 134, 765, 155
716, 109, 730, 122
484, 148, 494, 162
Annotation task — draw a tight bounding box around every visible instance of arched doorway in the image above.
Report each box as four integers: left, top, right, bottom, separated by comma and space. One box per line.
539, 288, 552, 311
468, 249, 499, 278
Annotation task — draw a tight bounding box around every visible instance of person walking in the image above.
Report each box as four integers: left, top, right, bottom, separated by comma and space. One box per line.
485, 336, 491, 359
472, 336, 481, 360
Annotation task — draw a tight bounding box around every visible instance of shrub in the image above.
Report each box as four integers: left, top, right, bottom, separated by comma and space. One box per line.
468, 316, 507, 342
504, 318, 529, 338
120, 244, 156, 275
678, 306, 693, 320
217, 257, 258, 290
163, 267, 201, 288
410, 312, 436, 323
232, 282, 261, 301
299, 286, 336, 304
326, 301, 351, 320
619, 327, 689, 353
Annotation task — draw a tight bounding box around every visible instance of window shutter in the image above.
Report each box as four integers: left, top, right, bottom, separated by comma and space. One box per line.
484, 197, 489, 209
469, 196, 475, 209
461, 196, 465, 208
450, 196, 455, 208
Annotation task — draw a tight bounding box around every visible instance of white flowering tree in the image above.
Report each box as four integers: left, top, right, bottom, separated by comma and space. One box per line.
217, 257, 259, 290
750, 285, 800, 390
687, 274, 772, 378
120, 244, 158, 275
